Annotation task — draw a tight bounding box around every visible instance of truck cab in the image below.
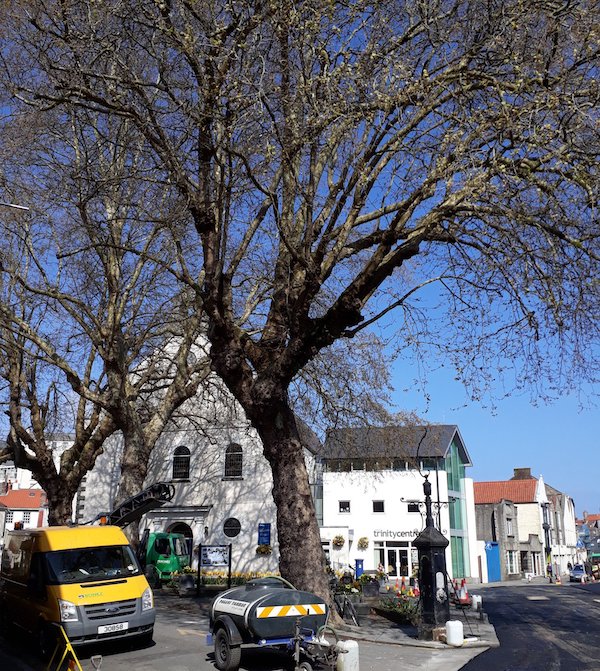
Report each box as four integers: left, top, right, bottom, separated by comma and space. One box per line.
142, 531, 190, 581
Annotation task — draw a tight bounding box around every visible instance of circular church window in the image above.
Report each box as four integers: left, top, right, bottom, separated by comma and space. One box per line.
223, 517, 241, 538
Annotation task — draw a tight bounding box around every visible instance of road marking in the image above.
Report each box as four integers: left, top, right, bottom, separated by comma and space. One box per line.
177, 628, 205, 637
593, 599, 600, 603
526, 596, 550, 601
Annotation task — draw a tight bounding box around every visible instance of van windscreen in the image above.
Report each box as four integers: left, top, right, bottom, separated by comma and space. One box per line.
44, 545, 140, 584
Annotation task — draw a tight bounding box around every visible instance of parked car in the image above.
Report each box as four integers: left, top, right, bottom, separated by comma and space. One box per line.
569, 564, 588, 582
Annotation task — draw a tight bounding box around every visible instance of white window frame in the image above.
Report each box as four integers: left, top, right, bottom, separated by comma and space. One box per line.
507, 550, 519, 575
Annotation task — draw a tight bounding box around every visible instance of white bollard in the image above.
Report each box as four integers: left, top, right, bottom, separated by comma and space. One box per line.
336, 639, 360, 671
471, 594, 482, 611
446, 620, 464, 647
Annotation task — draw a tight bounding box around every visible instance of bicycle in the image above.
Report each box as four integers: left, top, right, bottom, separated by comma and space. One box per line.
334, 593, 360, 627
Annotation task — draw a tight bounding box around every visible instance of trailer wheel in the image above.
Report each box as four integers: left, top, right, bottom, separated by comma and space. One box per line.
298, 662, 313, 671
214, 627, 241, 671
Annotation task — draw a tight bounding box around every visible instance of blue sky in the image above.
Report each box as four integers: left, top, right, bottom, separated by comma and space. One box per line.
390, 360, 599, 518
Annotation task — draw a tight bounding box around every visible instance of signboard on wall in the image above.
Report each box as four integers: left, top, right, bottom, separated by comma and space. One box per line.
201, 545, 229, 566
258, 523, 271, 545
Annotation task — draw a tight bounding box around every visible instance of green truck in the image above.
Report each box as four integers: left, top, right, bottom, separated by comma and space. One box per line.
93, 483, 192, 584
139, 531, 191, 582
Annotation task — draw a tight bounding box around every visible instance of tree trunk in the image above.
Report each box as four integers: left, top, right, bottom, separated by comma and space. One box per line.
252, 401, 333, 606
114, 432, 150, 548
44, 481, 75, 526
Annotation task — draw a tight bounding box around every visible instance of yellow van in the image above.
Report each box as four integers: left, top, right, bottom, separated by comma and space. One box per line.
0, 525, 155, 655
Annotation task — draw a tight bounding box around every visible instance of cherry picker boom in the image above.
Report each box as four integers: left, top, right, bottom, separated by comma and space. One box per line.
93, 482, 176, 528
91, 482, 190, 582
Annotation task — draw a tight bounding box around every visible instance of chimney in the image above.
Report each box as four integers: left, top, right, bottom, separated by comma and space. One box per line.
512, 468, 533, 480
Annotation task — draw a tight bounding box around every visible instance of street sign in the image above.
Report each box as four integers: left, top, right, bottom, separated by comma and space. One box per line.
258, 522, 271, 545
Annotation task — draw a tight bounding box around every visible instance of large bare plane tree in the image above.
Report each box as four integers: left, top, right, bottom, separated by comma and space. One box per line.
0, 107, 209, 525
2, 0, 598, 598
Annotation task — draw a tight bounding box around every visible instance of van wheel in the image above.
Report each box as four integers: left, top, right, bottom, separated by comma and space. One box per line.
214, 627, 241, 671
38, 622, 57, 660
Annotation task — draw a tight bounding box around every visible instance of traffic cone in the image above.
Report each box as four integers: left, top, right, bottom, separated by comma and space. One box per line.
462, 580, 470, 602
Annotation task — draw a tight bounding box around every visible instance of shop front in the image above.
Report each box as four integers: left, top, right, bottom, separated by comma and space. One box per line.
374, 541, 419, 578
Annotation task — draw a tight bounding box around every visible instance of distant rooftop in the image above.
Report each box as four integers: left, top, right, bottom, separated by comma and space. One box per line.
0, 488, 47, 510
474, 479, 538, 505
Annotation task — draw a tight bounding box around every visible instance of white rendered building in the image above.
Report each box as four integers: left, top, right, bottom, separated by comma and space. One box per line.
317, 425, 480, 582
76, 374, 320, 575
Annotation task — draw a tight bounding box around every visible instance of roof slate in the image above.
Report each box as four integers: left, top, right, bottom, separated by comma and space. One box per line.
474, 480, 538, 504
320, 425, 470, 463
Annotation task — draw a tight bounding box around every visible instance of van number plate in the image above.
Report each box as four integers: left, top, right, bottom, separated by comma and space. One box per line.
98, 622, 128, 635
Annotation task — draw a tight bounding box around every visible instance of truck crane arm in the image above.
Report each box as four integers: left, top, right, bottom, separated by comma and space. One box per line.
93, 482, 175, 528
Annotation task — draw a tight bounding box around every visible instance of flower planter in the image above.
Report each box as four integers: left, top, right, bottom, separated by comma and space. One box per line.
362, 582, 380, 598
373, 606, 417, 626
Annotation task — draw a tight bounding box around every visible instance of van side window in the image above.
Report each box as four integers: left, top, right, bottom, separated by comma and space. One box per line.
1, 535, 33, 583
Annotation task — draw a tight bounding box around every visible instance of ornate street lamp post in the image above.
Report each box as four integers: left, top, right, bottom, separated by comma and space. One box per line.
413, 475, 450, 640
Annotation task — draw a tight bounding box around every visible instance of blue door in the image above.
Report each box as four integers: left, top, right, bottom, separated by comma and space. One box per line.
485, 542, 501, 582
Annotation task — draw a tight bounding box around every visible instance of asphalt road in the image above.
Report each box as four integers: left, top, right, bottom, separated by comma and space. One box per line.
461, 581, 600, 670
0, 589, 484, 671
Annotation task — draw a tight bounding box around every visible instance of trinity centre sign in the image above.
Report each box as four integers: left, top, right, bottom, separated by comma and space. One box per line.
373, 529, 420, 539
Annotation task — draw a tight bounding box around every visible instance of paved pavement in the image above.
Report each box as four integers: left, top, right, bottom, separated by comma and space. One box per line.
0, 581, 503, 670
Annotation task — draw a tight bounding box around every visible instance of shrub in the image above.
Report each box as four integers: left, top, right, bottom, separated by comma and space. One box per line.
376, 595, 419, 625
198, 570, 276, 585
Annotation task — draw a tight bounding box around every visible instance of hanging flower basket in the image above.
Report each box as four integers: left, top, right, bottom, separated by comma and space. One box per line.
357, 536, 369, 550
256, 544, 272, 555
332, 535, 345, 548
